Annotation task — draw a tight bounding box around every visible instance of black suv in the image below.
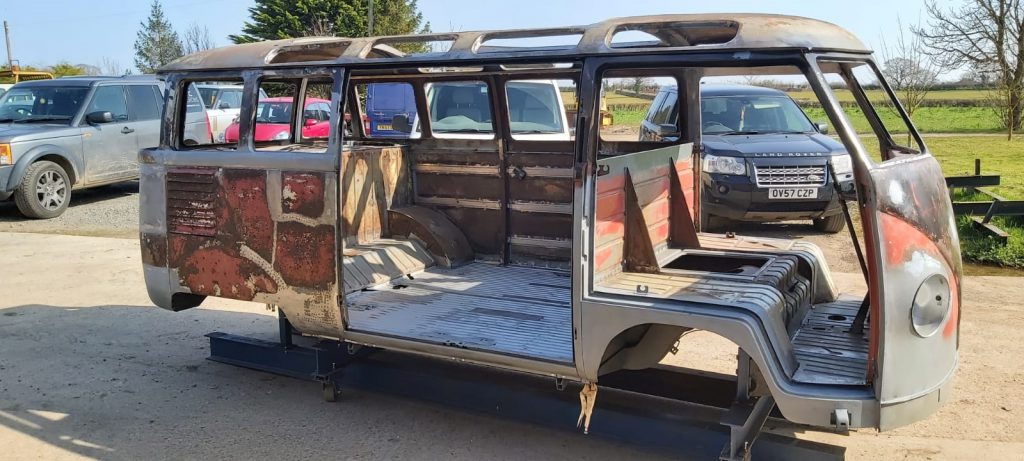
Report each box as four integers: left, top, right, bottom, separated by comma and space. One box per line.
640, 84, 854, 233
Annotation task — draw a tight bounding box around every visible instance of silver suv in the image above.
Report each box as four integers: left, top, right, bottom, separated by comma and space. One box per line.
0, 76, 210, 218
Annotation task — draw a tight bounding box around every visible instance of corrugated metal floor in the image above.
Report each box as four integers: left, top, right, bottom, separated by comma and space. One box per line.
346, 263, 574, 363
792, 296, 870, 385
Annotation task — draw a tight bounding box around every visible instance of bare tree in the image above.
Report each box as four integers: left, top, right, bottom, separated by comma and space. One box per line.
880, 17, 939, 119
182, 23, 215, 55
629, 76, 651, 97
915, 0, 1024, 140
99, 57, 126, 76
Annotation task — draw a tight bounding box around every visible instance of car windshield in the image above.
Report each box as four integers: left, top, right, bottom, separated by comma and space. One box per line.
0, 86, 90, 123
701, 95, 815, 135
255, 100, 293, 124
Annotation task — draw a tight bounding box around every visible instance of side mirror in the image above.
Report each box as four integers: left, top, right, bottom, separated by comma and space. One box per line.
815, 122, 829, 135
304, 117, 318, 127
392, 114, 412, 133
655, 123, 680, 139
85, 111, 114, 124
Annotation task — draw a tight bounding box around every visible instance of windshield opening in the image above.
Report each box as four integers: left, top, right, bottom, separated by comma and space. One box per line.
701, 95, 815, 135
0, 86, 90, 123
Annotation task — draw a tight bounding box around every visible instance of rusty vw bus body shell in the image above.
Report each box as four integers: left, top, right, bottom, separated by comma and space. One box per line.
139, 14, 961, 440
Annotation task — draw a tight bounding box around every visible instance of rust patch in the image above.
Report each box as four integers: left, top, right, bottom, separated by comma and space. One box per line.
140, 232, 167, 267
219, 169, 274, 261
282, 172, 325, 217
178, 246, 278, 300
274, 221, 336, 289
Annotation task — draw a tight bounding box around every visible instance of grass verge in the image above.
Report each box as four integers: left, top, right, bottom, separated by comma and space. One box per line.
956, 216, 1024, 269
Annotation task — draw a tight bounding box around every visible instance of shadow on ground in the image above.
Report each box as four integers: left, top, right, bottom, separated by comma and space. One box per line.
1, 303, 744, 461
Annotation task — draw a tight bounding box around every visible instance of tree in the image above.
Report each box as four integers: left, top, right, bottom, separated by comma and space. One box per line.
915, 0, 1024, 139
48, 62, 86, 78
629, 76, 650, 96
182, 23, 216, 55
229, 0, 430, 44
99, 57, 127, 76
880, 18, 939, 119
134, 0, 184, 73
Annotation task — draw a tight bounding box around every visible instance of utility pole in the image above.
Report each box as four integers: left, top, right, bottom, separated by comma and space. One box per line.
367, 0, 374, 36
3, 21, 12, 68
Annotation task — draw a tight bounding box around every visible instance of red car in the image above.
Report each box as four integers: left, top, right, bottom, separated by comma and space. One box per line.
224, 97, 331, 142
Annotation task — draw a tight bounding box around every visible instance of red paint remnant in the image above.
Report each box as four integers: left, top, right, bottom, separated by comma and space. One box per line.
596, 190, 625, 220
274, 221, 336, 289
282, 172, 326, 217
879, 212, 960, 340
596, 174, 627, 194
594, 242, 623, 273
595, 217, 625, 244
219, 170, 275, 261
648, 219, 670, 245
178, 246, 278, 300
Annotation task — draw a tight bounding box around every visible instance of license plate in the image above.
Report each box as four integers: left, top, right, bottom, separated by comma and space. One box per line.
377, 124, 393, 131
768, 188, 818, 199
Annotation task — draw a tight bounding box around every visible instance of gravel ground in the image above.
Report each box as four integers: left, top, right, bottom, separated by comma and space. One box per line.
1, 233, 1021, 460
0, 181, 140, 239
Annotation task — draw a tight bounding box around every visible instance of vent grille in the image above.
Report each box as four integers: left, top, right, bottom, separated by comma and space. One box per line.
167, 168, 218, 236
754, 164, 827, 187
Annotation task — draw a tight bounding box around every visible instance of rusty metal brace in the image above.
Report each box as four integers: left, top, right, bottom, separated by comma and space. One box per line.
577, 382, 598, 434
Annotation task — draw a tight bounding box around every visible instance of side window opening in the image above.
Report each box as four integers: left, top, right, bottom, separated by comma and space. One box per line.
251, 78, 333, 152
505, 79, 573, 140
598, 72, 682, 147
179, 80, 242, 149
427, 80, 494, 138
355, 82, 419, 139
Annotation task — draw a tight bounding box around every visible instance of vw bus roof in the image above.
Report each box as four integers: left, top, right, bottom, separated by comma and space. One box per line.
159, 14, 869, 72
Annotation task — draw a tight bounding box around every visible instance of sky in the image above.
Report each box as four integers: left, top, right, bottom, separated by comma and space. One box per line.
0, 0, 963, 76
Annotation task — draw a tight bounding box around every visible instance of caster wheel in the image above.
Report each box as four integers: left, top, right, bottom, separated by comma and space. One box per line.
322, 381, 339, 402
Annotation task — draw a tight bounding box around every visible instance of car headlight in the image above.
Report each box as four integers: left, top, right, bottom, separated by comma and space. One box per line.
216, 132, 225, 143
273, 130, 290, 141
830, 154, 853, 175
702, 154, 746, 175
0, 144, 11, 166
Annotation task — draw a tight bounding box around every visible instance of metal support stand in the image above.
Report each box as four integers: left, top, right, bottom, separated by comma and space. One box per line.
205, 326, 841, 459
719, 350, 777, 461
206, 309, 365, 402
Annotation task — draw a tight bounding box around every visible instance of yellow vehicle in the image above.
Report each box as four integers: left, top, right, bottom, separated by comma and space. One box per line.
0, 63, 54, 84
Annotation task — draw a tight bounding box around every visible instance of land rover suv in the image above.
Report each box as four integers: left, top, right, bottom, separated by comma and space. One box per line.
641, 84, 855, 232
0, 76, 210, 218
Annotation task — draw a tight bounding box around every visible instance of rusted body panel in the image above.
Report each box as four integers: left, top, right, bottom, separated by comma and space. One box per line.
152, 166, 342, 337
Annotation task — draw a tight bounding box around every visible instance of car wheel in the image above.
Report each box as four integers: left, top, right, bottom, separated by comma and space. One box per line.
813, 214, 846, 233
14, 161, 71, 219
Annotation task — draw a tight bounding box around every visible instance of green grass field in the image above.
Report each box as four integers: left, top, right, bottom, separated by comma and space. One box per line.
787, 88, 990, 103
803, 106, 1003, 134
927, 136, 1024, 199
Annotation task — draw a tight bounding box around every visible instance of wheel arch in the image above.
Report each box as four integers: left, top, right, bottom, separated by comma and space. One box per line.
8, 145, 82, 190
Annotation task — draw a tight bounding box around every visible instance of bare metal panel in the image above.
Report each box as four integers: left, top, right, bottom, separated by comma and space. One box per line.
792, 296, 869, 386
346, 263, 573, 363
